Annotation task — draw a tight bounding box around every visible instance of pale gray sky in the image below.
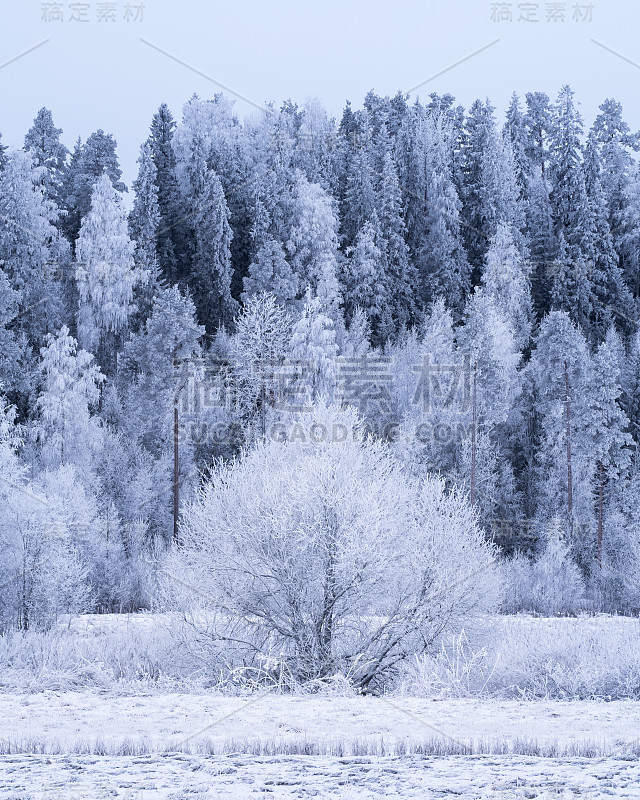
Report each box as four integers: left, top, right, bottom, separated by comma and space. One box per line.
2, 0, 640, 191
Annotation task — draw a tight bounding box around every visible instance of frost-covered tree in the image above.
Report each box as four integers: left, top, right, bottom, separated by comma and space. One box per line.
188, 136, 238, 331
529, 311, 596, 569
60, 129, 126, 246
33, 325, 104, 475
0, 270, 24, 394
242, 237, 297, 309
342, 216, 391, 344
0, 131, 7, 170
503, 92, 530, 193
0, 408, 96, 631
75, 173, 139, 369
525, 91, 553, 179
146, 104, 185, 284
120, 286, 204, 540
376, 147, 416, 331
527, 165, 557, 317
232, 291, 291, 437
287, 172, 343, 325
129, 141, 162, 327
458, 291, 520, 430
591, 98, 639, 243
501, 517, 585, 615
587, 328, 633, 564
0, 149, 67, 347
166, 402, 500, 691
461, 98, 496, 272
481, 222, 533, 351
289, 289, 339, 404
480, 128, 525, 252
24, 107, 68, 207
341, 127, 377, 249
412, 113, 470, 315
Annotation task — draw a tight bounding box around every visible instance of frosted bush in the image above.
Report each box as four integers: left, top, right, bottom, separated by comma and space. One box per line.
400, 615, 640, 700
164, 402, 501, 692
500, 518, 585, 615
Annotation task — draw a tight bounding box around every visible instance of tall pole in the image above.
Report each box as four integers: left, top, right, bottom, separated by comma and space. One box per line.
564, 360, 574, 540
173, 349, 179, 544
597, 460, 604, 568
173, 402, 179, 544
261, 378, 266, 443
470, 362, 477, 507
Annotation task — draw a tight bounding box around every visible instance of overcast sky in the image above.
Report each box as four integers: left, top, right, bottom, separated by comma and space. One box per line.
2, 0, 640, 192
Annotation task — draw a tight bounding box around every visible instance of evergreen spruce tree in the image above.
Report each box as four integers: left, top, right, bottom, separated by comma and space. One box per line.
480, 129, 526, 255
75, 174, 138, 371
60, 130, 126, 247
503, 92, 530, 194
0, 132, 7, 171
24, 108, 68, 208
342, 216, 391, 345
529, 311, 595, 569
242, 237, 297, 310
129, 141, 162, 328
0, 150, 67, 347
375, 147, 416, 332
524, 91, 553, 179
461, 98, 496, 275
287, 172, 344, 325
188, 135, 238, 331
289, 289, 339, 404
147, 104, 185, 284
526, 166, 557, 318
481, 222, 533, 351
34, 325, 104, 474
411, 111, 470, 316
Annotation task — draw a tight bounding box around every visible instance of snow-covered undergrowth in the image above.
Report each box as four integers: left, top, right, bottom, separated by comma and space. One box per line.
1, 613, 639, 700
0, 615, 197, 692
401, 615, 640, 700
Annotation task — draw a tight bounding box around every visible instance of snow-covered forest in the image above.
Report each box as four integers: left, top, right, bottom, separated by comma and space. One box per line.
1, 83, 640, 660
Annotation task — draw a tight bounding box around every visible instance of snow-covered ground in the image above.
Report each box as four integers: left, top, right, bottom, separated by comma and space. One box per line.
2, 752, 640, 799
1, 692, 640, 755
2, 613, 639, 797
1, 692, 640, 798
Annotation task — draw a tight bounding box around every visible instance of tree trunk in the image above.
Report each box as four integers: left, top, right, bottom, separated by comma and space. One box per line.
173, 350, 179, 544
597, 460, 604, 568
564, 360, 574, 540
470, 362, 477, 507
173, 403, 179, 544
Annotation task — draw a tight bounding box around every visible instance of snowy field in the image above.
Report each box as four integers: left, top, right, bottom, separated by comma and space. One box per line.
1, 691, 640, 799
2, 752, 640, 799
1, 614, 640, 798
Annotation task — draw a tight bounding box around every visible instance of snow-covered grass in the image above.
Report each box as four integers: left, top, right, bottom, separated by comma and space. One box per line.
400, 614, 640, 700
0, 614, 198, 692
2, 690, 640, 754
2, 612, 638, 700
0, 732, 637, 759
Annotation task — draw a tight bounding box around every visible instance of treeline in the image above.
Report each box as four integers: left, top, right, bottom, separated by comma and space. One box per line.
1, 85, 640, 629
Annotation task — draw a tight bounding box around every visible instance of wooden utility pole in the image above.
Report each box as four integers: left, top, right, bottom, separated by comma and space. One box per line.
173, 402, 179, 544
597, 460, 604, 568
261, 377, 266, 443
564, 360, 574, 540
173, 349, 181, 545
470, 361, 477, 507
